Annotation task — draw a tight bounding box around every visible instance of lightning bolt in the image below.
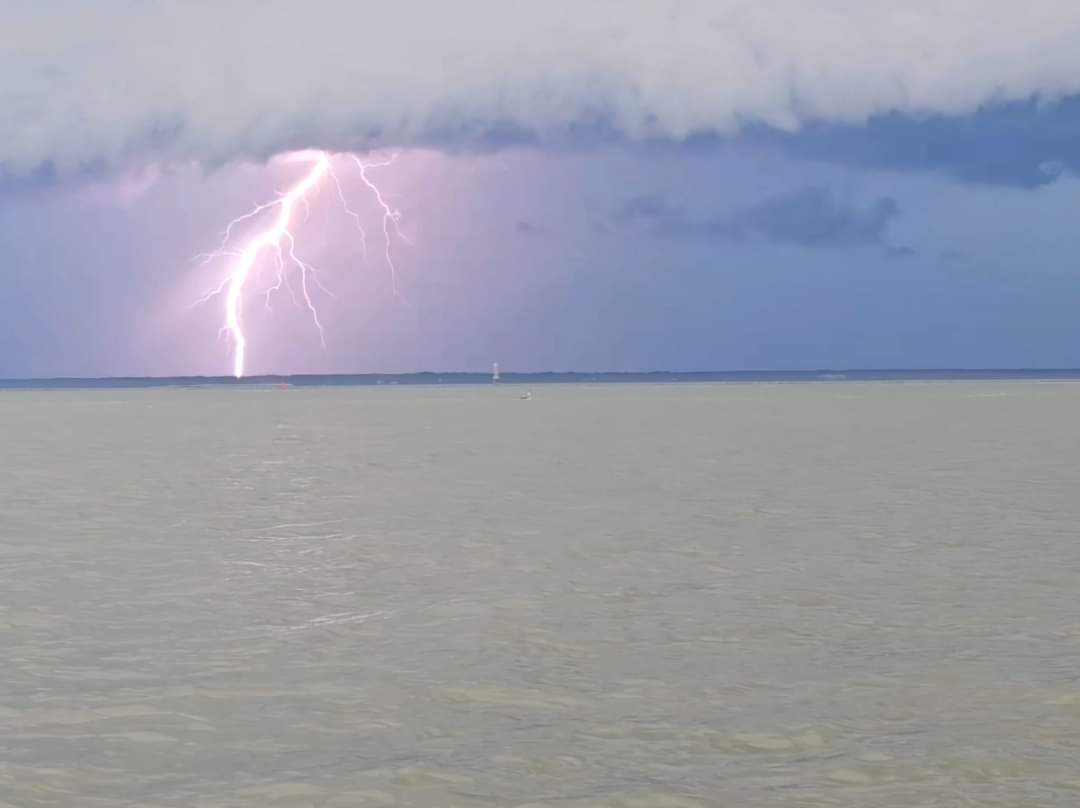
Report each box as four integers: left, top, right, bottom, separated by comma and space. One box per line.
196, 151, 405, 378
351, 154, 409, 299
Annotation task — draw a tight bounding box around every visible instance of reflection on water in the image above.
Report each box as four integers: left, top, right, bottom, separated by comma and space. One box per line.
2, 382, 1080, 806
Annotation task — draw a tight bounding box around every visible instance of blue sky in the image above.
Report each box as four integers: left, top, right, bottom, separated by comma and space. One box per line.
3, 3, 1080, 377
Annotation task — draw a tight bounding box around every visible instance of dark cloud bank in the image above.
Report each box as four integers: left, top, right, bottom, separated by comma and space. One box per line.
612, 186, 912, 256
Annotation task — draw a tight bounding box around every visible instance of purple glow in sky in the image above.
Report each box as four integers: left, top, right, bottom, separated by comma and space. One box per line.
5, 3, 1080, 377
194, 151, 412, 378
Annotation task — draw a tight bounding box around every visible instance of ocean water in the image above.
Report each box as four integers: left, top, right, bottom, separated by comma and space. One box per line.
2, 381, 1080, 807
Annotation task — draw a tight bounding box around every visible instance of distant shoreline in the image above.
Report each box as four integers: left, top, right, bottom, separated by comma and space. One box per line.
5, 369, 1080, 390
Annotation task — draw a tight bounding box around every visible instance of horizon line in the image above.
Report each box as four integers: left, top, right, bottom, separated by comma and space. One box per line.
5, 367, 1080, 387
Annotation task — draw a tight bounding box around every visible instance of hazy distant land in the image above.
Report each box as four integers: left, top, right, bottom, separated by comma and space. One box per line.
5, 368, 1080, 389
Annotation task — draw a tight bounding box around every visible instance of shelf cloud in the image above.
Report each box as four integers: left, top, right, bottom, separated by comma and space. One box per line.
4, 1, 1080, 182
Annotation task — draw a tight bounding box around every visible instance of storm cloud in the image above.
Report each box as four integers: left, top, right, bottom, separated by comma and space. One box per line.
5, 1, 1080, 180
612, 186, 908, 254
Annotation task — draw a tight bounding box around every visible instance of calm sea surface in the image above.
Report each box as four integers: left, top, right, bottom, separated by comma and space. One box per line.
2, 382, 1080, 807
